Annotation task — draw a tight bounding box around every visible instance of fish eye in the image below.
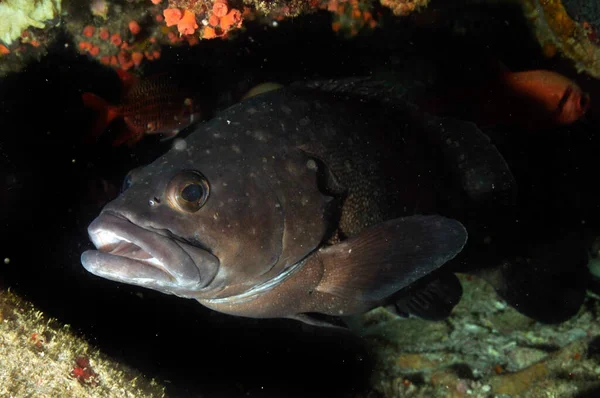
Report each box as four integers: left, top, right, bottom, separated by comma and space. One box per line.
167, 170, 210, 213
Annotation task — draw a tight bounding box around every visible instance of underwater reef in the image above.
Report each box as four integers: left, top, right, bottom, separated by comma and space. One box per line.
0, 0, 61, 45
0, 285, 165, 397
354, 275, 600, 397
2, 0, 600, 397
2, 0, 600, 77
0, 0, 390, 75
519, 0, 600, 78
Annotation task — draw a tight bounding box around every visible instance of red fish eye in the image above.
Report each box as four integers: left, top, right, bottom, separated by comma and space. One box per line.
167, 170, 210, 213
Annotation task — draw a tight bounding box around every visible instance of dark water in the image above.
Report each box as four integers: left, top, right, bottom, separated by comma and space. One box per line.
2, 1, 600, 397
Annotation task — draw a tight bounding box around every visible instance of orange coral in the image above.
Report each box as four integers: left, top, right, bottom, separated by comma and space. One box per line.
177, 10, 198, 35
110, 33, 122, 46
379, 0, 429, 17
0, 45, 9, 55
83, 25, 95, 38
79, 41, 93, 51
203, 26, 217, 39
131, 52, 144, 66
213, 0, 229, 18
324, 0, 378, 36
99, 28, 110, 40
167, 31, 182, 44
186, 35, 199, 46
118, 51, 134, 70
128, 20, 141, 35
220, 9, 242, 31
209, 15, 220, 26
164, 8, 183, 27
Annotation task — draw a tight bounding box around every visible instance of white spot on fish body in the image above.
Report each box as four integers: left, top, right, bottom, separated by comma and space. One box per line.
281, 105, 292, 114
173, 138, 187, 151
306, 159, 317, 171
227, 120, 231, 125
247, 107, 257, 115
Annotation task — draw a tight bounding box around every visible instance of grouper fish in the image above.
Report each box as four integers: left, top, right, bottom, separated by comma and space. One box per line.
81, 78, 516, 326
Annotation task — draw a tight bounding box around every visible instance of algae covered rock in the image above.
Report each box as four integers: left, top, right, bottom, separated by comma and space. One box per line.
0, 0, 61, 45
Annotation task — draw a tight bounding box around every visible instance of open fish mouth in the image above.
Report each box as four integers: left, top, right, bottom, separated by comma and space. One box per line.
81, 212, 219, 295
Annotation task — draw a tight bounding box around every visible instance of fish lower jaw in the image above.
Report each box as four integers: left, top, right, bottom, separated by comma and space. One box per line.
81, 249, 178, 290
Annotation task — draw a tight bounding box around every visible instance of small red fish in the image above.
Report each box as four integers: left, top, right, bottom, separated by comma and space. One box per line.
417, 61, 590, 131
82, 70, 201, 146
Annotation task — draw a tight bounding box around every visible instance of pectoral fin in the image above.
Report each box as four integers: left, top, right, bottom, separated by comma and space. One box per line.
315, 215, 467, 304
389, 272, 463, 321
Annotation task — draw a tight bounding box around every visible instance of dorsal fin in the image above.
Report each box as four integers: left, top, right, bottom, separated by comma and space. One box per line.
294, 77, 517, 207
290, 77, 412, 106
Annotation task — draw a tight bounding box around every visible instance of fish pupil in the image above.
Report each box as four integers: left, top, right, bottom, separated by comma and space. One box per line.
181, 184, 202, 202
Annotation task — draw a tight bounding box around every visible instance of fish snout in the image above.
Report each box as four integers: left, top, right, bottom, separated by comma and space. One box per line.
81, 212, 220, 297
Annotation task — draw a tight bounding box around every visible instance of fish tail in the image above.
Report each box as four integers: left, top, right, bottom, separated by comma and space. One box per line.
82, 93, 120, 143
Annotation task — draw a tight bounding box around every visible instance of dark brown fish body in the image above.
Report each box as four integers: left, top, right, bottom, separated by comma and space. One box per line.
81, 79, 515, 325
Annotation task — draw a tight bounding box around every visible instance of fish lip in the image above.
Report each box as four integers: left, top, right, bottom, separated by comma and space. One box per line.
81, 211, 219, 295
